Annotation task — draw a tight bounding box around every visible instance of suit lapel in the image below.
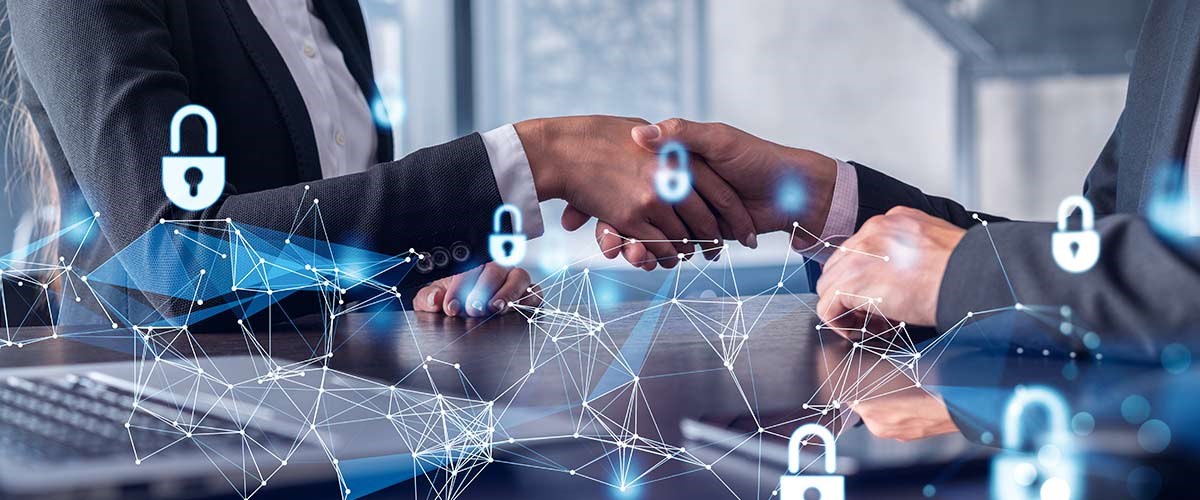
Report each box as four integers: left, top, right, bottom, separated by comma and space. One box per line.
215, 0, 324, 181
312, 0, 396, 163
1133, 0, 1200, 210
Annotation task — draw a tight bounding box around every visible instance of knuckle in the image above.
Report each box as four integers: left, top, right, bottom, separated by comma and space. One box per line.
862, 215, 887, 231
660, 118, 688, 135
709, 186, 738, 211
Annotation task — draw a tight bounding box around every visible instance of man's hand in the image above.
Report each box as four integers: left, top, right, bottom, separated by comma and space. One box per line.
814, 341, 959, 442
634, 119, 839, 243
414, 263, 541, 317
516, 116, 757, 267
816, 207, 966, 331
577, 118, 841, 269
852, 387, 959, 441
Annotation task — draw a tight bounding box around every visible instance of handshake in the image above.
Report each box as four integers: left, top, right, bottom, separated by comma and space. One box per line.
517, 115, 840, 269
418, 115, 967, 335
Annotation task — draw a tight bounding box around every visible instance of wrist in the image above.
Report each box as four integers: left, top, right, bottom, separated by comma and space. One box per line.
782, 147, 838, 235
514, 119, 563, 201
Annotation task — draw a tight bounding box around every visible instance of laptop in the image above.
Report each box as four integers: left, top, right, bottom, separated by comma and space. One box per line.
0, 355, 496, 498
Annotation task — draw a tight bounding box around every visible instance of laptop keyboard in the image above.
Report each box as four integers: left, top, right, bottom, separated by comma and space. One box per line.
0, 372, 290, 464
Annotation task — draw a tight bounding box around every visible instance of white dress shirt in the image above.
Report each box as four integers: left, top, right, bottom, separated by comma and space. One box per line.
247, 0, 544, 238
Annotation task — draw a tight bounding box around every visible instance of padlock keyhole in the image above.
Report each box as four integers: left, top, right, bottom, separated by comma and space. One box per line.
184, 167, 204, 197
502, 240, 514, 257
1069, 241, 1080, 256
803, 486, 822, 500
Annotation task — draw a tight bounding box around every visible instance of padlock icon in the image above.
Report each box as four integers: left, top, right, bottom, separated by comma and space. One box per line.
162, 104, 225, 211
654, 141, 692, 203
489, 204, 527, 267
1051, 195, 1100, 273
779, 423, 844, 500
991, 386, 1083, 500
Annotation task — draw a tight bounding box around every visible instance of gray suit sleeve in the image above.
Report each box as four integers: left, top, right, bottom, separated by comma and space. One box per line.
852, 109, 1198, 359
936, 109, 1200, 360
937, 215, 1200, 359
7, 1, 502, 283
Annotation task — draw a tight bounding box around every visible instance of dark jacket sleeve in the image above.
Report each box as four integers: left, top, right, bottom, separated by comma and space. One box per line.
7, 1, 502, 315
851, 162, 1008, 229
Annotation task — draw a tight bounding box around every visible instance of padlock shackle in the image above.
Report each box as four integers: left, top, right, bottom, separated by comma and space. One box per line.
1056, 195, 1095, 231
493, 204, 523, 234
787, 423, 837, 474
657, 141, 690, 173
170, 104, 218, 154
1002, 385, 1072, 450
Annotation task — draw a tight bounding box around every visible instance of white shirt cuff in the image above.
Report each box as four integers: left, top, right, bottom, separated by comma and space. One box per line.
801, 160, 859, 263
480, 124, 544, 239
822, 160, 859, 241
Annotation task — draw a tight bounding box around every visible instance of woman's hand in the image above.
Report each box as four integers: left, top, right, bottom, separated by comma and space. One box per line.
413, 263, 542, 317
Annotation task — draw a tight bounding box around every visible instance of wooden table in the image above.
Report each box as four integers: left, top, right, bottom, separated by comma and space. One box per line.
0, 293, 993, 499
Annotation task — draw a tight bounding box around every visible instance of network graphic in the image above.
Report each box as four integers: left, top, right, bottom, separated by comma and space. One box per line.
0, 190, 1105, 499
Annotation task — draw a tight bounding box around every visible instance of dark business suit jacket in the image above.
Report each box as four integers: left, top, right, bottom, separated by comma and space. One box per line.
6, 0, 500, 322
850, 0, 1200, 359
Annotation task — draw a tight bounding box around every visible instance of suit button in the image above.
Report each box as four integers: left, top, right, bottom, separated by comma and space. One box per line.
415, 252, 434, 273
431, 247, 451, 268
450, 242, 470, 262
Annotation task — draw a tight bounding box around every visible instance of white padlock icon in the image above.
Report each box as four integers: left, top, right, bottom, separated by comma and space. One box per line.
653, 141, 692, 203
991, 386, 1083, 500
162, 105, 225, 211
780, 423, 844, 500
1051, 195, 1100, 273
489, 204, 527, 267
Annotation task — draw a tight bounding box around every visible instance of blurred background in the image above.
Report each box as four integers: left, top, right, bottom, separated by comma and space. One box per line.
0, 0, 1151, 282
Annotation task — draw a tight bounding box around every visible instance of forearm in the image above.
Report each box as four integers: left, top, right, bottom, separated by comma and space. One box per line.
937, 214, 1200, 360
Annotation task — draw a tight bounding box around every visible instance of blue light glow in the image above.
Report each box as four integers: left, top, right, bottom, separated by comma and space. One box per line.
1160, 343, 1192, 375
1070, 412, 1095, 436
775, 174, 807, 216
1121, 395, 1151, 425
1137, 419, 1171, 453
1145, 163, 1200, 246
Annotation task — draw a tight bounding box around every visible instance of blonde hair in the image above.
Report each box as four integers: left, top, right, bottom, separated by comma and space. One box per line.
2, 13, 59, 268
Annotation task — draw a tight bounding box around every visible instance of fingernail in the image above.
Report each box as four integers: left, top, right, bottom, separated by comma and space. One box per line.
427, 290, 439, 308
447, 299, 461, 316
491, 299, 506, 312
745, 233, 758, 249
633, 124, 660, 140
470, 299, 485, 314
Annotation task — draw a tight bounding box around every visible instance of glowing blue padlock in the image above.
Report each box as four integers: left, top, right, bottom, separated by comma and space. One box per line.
1052, 196, 1100, 273
780, 423, 844, 500
162, 104, 225, 211
654, 141, 692, 203
991, 386, 1083, 500
489, 204, 526, 267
